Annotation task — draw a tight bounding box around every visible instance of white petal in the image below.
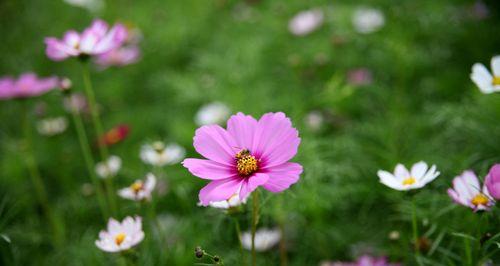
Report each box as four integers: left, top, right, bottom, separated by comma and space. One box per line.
471, 63, 494, 94
394, 164, 409, 180
491, 55, 500, 77
411, 161, 428, 179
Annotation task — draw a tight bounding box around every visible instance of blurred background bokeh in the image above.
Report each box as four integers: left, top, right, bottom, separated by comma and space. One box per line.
1, 0, 500, 265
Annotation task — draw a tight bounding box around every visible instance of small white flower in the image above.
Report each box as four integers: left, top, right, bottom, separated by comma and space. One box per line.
241, 228, 281, 252
377, 161, 440, 191
470, 56, 500, 94
95, 155, 121, 178
448, 170, 495, 211
352, 7, 385, 34
36, 117, 68, 136
288, 9, 324, 36
64, 0, 104, 13
140, 141, 185, 167
95, 216, 144, 253
118, 173, 157, 201
203, 193, 248, 209
195, 102, 230, 126
304, 111, 324, 131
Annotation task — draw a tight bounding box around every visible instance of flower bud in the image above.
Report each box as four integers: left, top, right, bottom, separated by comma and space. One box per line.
195, 246, 203, 258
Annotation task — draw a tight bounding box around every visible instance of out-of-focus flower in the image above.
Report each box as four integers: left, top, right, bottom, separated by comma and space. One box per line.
94, 27, 141, 68
485, 164, 500, 200
388, 231, 400, 240
140, 141, 185, 167
183, 112, 303, 206
0, 73, 59, 100
203, 192, 248, 209
347, 68, 373, 86
470, 56, 500, 94
377, 161, 440, 191
59, 77, 73, 92
64, 0, 104, 13
352, 8, 385, 34
95, 155, 121, 178
288, 9, 324, 36
195, 102, 230, 126
304, 111, 324, 131
36, 117, 68, 136
99, 124, 130, 147
321, 254, 400, 266
470, 1, 489, 20
95, 216, 144, 252
448, 170, 494, 211
45, 19, 127, 61
241, 228, 281, 252
118, 173, 156, 201
63, 92, 88, 113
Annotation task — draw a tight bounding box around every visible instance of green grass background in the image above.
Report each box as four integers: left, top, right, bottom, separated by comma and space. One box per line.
1, 0, 500, 265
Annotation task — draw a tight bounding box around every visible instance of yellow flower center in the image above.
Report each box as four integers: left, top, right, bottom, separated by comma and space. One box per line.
153, 142, 165, 153
471, 193, 489, 206
235, 149, 259, 176
115, 233, 126, 246
130, 181, 144, 194
493, 76, 500, 86
402, 177, 416, 186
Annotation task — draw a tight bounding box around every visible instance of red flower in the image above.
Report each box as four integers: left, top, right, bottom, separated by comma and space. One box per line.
99, 124, 130, 147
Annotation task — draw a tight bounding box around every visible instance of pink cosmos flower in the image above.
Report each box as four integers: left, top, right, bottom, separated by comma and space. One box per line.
447, 170, 495, 211
45, 19, 127, 61
485, 164, 500, 200
94, 45, 140, 68
0, 73, 59, 100
182, 112, 303, 206
321, 255, 400, 266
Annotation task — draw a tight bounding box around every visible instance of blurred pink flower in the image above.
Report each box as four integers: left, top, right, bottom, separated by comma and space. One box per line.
485, 164, 500, 200
321, 255, 400, 266
347, 68, 373, 86
288, 9, 324, 36
183, 112, 303, 206
0, 73, 59, 100
45, 19, 127, 61
63, 92, 88, 113
94, 45, 140, 68
448, 170, 495, 211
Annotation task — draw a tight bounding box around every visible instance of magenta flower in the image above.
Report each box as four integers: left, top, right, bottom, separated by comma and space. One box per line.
45, 19, 127, 61
485, 164, 500, 200
0, 73, 59, 100
321, 255, 400, 266
94, 45, 140, 68
182, 112, 303, 206
447, 170, 495, 211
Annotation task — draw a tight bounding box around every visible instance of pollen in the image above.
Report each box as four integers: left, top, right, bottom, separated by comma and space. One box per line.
235, 149, 259, 176
402, 177, 416, 186
115, 233, 126, 246
493, 76, 500, 86
471, 193, 489, 206
130, 181, 144, 194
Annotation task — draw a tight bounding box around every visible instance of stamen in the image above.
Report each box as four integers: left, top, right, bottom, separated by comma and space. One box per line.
153, 141, 165, 153
235, 149, 259, 176
493, 76, 500, 86
471, 193, 489, 206
130, 181, 144, 194
115, 233, 126, 245
402, 177, 416, 186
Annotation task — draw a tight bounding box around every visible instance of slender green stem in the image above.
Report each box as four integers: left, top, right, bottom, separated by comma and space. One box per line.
251, 190, 260, 266
464, 237, 472, 266
232, 216, 245, 265
411, 198, 420, 258
68, 99, 108, 220
80, 62, 117, 216
22, 103, 64, 247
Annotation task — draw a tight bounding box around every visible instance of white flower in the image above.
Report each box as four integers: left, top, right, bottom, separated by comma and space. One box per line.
377, 161, 440, 191
118, 173, 156, 201
352, 7, 385, 34
288, 9, 324, 36
64, 0, 104, 13
195, 102, 230, 126
448, 170, 495, 211
470, 56, 500, 94
95, 155, 121, 178
241, 228, 281, 252
36, 116, 68, 136
304, 111, 324, 131
140, 141, 185, 167
95, 216, 144, 253
203, 193, 248, 209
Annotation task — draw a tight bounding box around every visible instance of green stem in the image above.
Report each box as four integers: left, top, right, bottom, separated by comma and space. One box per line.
251, 190, 260, 266
22, 103, 64, 247
411, 198, 420, 260
68, 99, 109, 220
80, 62, 117, 216
464, 237, 472, 266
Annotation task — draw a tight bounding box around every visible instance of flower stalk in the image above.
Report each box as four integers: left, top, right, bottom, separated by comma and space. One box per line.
251, 190, 260, 266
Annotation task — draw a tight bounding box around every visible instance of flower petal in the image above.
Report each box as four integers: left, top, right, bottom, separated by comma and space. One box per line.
182, 158, 236, 180
227, 112, 258, 150
261, 162, 302, 193
471, 63, 494, 94
198, 177, 243, 206
411, 161, 428, 179
193, 125, 238, 166
240, 173, 269, 199
491, 55, 500, 77
394, 164, 409, 180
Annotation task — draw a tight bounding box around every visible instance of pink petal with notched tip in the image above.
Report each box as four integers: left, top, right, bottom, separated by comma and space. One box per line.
199, 177, 244, 206
193, 125, 238, 166
227, 112, 258, 150
262, 162, 302, 192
